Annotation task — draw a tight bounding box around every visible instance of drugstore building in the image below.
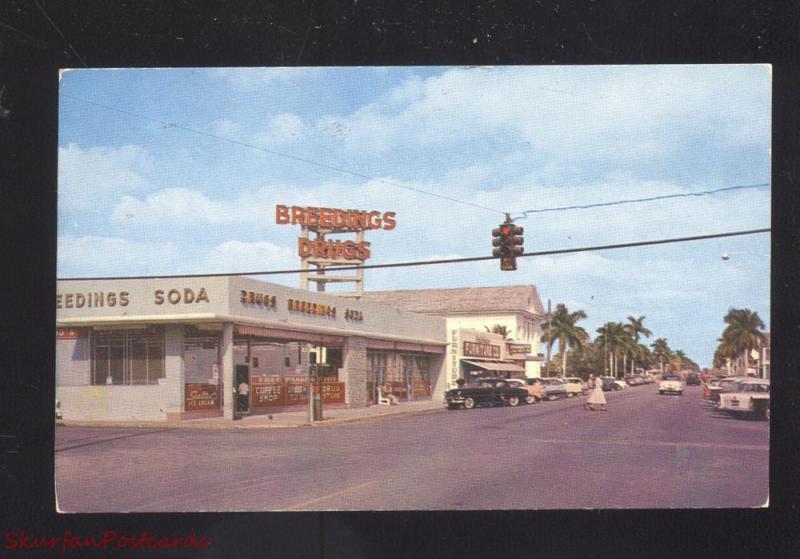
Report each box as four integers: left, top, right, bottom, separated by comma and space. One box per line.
56, 276, 447, 422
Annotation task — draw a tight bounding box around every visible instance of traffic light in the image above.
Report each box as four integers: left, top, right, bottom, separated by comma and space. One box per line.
492, 218, 524, 271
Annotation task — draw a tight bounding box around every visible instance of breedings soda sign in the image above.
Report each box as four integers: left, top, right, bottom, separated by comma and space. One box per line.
276, 204, 396, 260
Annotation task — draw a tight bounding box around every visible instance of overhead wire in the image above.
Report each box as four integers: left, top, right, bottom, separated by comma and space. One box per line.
58, 227, 770, 281
60, 93, 507, 215
512, 183, 770, 219
62, 94, 770, 220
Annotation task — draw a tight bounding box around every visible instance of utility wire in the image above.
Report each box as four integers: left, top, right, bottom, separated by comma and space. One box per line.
62, 94, 770, 219
58, 227, 769, 281
60, 93, 506, 215
513, 183, 769, 218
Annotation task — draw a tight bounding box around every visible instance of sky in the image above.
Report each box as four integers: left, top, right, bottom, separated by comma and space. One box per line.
57, 65, 771, 368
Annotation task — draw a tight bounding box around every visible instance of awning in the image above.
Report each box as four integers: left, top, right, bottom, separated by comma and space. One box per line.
462, 359, 526, 373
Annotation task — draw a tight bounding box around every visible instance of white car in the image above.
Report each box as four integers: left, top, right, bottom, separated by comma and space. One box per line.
562, 377, 588, 395
612, 379, 628, 390
658, 373, 683, 395
717, 378, 770, 420
560, 377, 584, 397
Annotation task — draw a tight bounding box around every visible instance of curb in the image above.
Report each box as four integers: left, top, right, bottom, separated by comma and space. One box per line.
57, 405, 448, 431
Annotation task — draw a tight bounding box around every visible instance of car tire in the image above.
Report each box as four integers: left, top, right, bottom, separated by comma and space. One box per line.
507, 396, 520, 407
659, 390, 664, 395
567, 392, 574, 398
525, 395, 536, 405
463, 397, 476, 410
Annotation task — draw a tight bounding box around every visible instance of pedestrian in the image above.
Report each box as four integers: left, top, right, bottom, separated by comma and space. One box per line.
585, 375, 607, 411
237, 379, 250, 412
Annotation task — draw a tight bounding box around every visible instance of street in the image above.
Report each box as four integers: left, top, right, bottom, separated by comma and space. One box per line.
55, 384, 769, 511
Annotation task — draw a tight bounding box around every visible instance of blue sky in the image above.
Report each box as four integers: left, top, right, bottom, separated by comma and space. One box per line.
57, 66, 771, 367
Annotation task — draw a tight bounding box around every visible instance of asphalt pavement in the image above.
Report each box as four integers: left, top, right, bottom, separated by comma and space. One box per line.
55, 384, 768, 511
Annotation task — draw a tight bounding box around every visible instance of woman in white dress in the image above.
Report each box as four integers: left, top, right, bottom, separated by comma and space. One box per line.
585, 375, 607, 411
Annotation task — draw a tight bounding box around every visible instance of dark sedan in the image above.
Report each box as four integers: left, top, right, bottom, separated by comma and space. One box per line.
445, 378, 529, 410
685, 372, 701, 386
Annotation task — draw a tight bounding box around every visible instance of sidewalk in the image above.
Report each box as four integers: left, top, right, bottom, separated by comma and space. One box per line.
60, 399, 447, 430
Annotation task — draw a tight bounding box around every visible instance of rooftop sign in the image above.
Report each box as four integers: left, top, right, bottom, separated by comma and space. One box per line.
276, 205, 396, 261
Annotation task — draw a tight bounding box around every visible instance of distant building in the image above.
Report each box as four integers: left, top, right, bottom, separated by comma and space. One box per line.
758, 332, 771, 379
360, 285, 545, 387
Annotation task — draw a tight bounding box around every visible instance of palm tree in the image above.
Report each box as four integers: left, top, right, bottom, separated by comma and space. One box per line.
672, 349, 688, 372
541, 304, 588, 377
626, 315, 652, 375
484, 324, 512, 340
619, 329, 638, 379
722, 308, 766, 374
713, 337, 738, 375
595, 322, 628, 377
650, 338, 671, 374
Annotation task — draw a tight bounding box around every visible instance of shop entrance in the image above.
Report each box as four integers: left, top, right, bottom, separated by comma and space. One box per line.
235, 364, 250, 414
232, 329, 346, 413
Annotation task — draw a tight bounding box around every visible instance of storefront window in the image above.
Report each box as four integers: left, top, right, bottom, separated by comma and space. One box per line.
184, 332, 220, 384
92, 328, 165, 385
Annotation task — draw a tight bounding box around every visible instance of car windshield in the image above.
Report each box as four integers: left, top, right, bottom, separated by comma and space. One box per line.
662, 375, 679, 381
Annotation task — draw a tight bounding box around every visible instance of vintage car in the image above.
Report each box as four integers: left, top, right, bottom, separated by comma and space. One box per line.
624, 375, 643, 386
562, 376, 588, 395
716, 379, 770, 420
707, 376, 751, 403
685, 372, 702, 386
540, 377, 569, 400
702, 376, 721, 400
505, 378, 545, 404
444, 377, 530, 410
599, 376, 619, 391
658, 373, 683, 395
612, 379, 629, 390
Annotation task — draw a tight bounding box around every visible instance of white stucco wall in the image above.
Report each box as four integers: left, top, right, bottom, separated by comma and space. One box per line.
56, 385, 171, 421
444, 315, 542, 377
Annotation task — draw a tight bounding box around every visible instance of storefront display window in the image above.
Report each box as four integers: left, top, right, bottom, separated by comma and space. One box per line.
92, 328, 165, 385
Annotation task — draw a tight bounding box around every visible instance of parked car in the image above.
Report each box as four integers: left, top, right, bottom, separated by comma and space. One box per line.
707, 376, 750, 403
702, 376, 721, 400
658, 373, 684, 395
505, 378, 544, 404
685, 372, 701, 386
613, 379, 629, 390
444, 377, 529, 410
624, 375, 643, 386
540, 377, 569, 400
599, 376, 619, 391
561, 377, 586, 397
716, 379, 770, 420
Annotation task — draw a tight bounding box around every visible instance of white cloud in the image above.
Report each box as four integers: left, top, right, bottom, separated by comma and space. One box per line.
57, 235, 179, 277
212, 119, 240, 137
316, 65, 770, 165
254, 113, 308, 145
201, 241, 295, 273
58, 143, 153, 211
111, 188, 237, 228
209, 67, 319, 91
